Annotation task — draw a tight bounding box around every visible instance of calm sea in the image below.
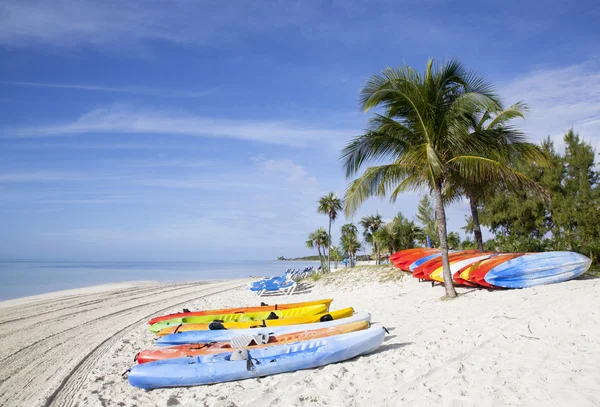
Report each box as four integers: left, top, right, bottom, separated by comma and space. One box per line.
0, 260, 319, 302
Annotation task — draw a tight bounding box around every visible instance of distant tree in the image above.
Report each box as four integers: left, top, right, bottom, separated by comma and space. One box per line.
329, 246, 344, 269
447, 232, 461, 250
359, 213, 384, 264
460, 237, 477, 250
373, 212, 419, 254
306, 228, 330, 270
317, 192, 343, 272
415, 195, 438, 247
340, 223, 361, 267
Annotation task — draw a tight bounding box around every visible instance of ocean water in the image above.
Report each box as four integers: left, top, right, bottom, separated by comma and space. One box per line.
0, 260, 320, 302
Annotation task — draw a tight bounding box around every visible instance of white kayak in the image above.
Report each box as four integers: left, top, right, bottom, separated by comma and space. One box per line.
155, 312, 372, 346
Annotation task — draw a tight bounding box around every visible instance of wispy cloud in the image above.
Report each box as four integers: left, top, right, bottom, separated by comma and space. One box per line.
0, 0, 443, 51
0, 80, 212, 98
0, 171, 92, 182
5, 105, 355, 148
501, 60, 600, 148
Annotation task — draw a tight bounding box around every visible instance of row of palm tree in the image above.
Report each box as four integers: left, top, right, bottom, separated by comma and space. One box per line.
341, 59, 549, 298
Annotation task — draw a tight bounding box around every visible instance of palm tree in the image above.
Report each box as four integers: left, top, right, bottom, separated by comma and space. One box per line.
374, 212, 419, 254
317, 192, 343, 272
340, 223, 360, 267
359, 214, 384, 264
329, 246, 344, 269
342, 59, 536, 298
447, 232, 461, 250
449, 102, 549, 252
306, 228, 330, 270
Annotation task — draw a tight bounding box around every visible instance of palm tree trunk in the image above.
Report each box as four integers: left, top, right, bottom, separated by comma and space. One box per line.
468, 195, 484, 253
432, 183, 457, 298
327, 218, 332, 272
375, 243, 380, 264
317, 245, 324, 270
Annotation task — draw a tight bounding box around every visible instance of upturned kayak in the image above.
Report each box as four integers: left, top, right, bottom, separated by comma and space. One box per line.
484, 251, 592, 288
128, 327, 386, 389
148, 298, 333, 325
155, 312, 371, 346
137, 320, 370, 363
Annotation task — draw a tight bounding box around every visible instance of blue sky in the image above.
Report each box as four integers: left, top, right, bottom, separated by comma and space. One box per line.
1, 0, 599, 260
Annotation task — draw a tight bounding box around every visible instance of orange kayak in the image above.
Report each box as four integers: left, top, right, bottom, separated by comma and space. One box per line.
137, 320, 369, 363
148, 298, 333, 325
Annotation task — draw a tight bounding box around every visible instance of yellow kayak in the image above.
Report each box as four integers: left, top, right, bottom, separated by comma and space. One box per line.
157, 307, 355, 336
149, 303, 329, 334
148, 298, 333, 325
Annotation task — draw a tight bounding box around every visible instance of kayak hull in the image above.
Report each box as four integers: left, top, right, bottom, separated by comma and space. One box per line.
157, 307, 355, 336
485, 251, 592, 288
128, 327, 386, 389
149, 303, 328, 334
137, 320, 370, 363
156, 312, 371, 346
148, 299, 333, 326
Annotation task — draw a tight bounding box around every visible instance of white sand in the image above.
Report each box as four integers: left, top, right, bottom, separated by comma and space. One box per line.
1, 268, 599, 406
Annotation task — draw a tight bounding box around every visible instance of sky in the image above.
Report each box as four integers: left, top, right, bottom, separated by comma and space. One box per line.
1, 0, 599, 260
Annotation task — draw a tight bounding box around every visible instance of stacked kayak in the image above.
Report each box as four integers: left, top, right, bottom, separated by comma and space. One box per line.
127, 297, 385, 389
129, 327, 386, 389
148, 298, 333, 325
148, 302, 331, 334
391, 249, 592, 289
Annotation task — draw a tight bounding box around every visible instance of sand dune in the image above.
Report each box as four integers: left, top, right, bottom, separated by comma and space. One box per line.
1, 268, 599, 406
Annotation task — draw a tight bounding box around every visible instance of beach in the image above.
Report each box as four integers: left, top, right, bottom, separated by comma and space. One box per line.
1, 267, 599, 406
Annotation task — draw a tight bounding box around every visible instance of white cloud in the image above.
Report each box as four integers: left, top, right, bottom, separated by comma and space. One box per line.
5, 105, 354, 148
261, 159, 318, 187
0, 80, 212, 98
501, 60, 600, 150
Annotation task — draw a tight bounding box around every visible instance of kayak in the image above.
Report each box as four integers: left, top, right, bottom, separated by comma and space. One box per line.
148, 298, 333, 325
156, 307, 356, 336
137, 320, 370, 363
155, 312, 371, 346
408, 252, 441, 272
391, 249, 439, 271
128, 327, 386, 389
460, 253, 524, 287
149, 303, 329, 334
485, 251, 592, 288
429, 253, 496, 282
413, 251, 478, 280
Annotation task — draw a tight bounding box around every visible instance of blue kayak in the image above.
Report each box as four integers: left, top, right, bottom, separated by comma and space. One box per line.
155, 312, 371, 346
129, 327, 386, 389
408, 253, 441, 272
485, 251, 592, 288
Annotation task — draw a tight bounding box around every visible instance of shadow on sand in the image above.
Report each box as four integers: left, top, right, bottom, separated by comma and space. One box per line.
371, 341, 413, 355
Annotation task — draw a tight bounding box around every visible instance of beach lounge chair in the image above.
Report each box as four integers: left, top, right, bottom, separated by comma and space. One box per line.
248, 280, 297, 297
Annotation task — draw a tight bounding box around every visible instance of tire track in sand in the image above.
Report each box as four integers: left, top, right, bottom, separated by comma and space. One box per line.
0, 279, 252, 407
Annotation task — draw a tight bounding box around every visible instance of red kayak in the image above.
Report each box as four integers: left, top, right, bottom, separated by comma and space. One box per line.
391, 248, 439, 271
